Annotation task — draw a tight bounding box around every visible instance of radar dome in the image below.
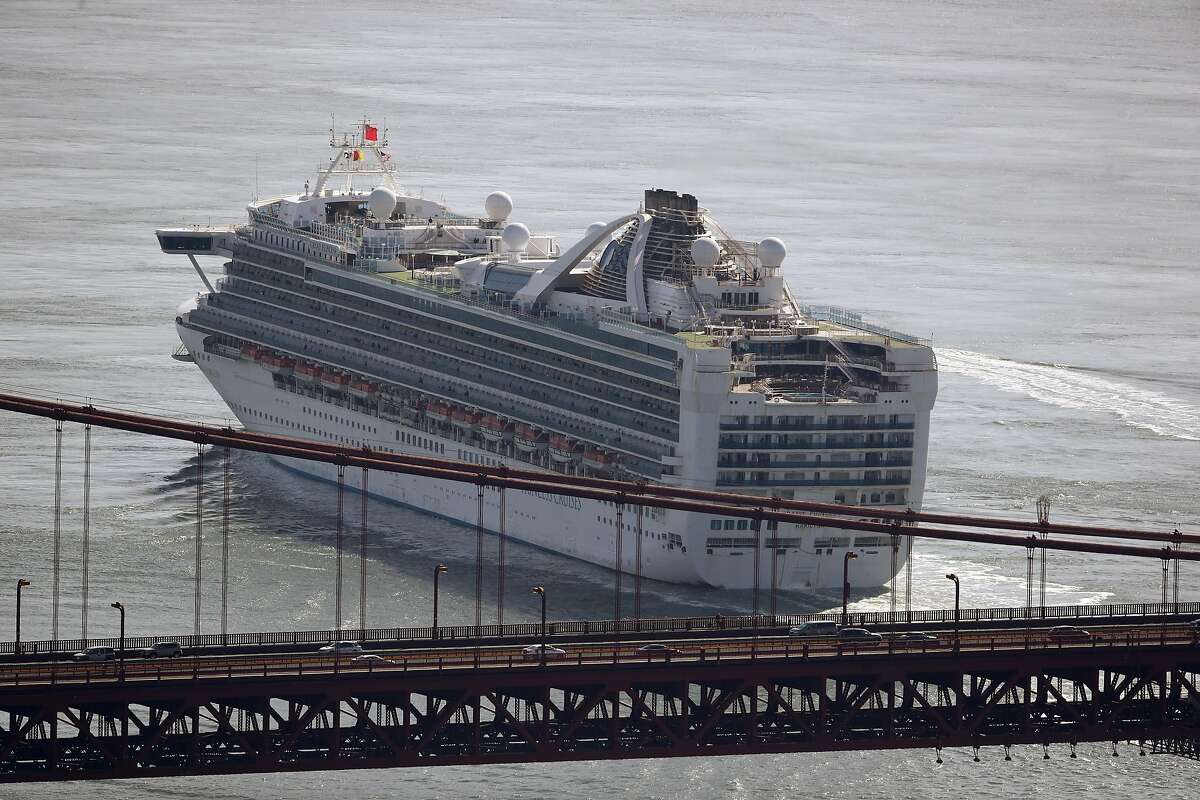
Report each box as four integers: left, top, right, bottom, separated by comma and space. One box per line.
585, 221, 608, 239
758, 237, 787, 269
690, 237, 721, 270
368, 187, 398, 221
484, 191, 513, 221
501, 222, 531, 253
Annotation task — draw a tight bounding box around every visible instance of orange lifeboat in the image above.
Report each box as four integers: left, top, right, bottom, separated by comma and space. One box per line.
294, 363, 322, 383
583, 447, 618, 472
321, 370, 350, 392
240, 342, 261, 360
266, 354, 294, 376
349, 378, 378, 399
451, 408, 481, 431
549, 434, 580, 463
514, 424, 546, 453
426, 402, 452, 423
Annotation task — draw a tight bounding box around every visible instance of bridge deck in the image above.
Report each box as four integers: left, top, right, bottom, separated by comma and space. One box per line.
1, 618, 1198, 782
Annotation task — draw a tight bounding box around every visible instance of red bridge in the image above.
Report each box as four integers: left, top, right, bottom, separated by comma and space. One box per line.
1, 391, 1198, 781
1, 613, 1199, 782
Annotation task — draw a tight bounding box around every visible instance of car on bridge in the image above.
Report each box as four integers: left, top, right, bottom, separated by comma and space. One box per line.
895, 632, 938, 643
319, 641, 364, 655
522, 644, 567, 661
146, 641, 183, 659
837, 628, 883, 644
72, 646, 117, 662
636, 643, 683, 658
351, 654, 394, 665
788, 621, 838, 638
1047, 625, 1091, 642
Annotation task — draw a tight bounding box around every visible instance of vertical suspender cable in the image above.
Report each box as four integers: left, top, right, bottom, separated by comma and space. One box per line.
52, 420, 63, 643
751, 513, 761, 618
335, 464, 345, 631
496, 487, 506, 626
1173, 529, 1182, 612
221, 446, 230, 642
769, 518, 780, 619
81, 424, 91, 641
194, 443, 204, 636
475, 483, 484, 630
904, 534, 914, 622
633, 504, 644, 624
614, 498, 624, 623
889, 531, 899, 616
359, 467, 368, 632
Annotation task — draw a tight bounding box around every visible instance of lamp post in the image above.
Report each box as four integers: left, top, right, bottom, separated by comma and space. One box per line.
432, 563, 447, 637
15, 579, 31, 656
841, 552, 858, 626
532, 586, 546, 666
110, 602, 125, 678
946, 573, 960, 649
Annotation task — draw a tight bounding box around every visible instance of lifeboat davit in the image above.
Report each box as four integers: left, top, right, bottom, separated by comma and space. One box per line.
549, 434, 580, 463
514, 424, 546, 453
479, 415, 511, 443
426, 402, 452, 423
451, 408, 481, 431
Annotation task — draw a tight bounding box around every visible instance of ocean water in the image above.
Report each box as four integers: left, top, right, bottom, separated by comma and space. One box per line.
1, 0, 1198, 796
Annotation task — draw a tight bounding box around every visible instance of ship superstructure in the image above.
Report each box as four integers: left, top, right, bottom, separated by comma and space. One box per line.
158, 122, 938, 590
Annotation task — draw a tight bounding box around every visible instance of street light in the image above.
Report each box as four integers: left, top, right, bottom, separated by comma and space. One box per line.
15, 579, 31, 656
432, 564, 448, 637
110, 602, 125, 678
946, 573, 960, 648
841, 552, 858, 626
532, 586, 547, 666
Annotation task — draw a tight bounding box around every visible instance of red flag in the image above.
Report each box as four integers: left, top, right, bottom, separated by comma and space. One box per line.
364, 124, 378, 142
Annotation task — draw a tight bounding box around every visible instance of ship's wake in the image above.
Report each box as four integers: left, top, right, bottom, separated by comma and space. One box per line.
936, 348, 1200, 441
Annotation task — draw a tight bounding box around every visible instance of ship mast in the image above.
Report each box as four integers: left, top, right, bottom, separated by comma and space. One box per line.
312, 117, 396, 196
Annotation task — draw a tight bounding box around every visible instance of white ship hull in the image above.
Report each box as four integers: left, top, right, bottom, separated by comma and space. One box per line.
181, 325, 908, 590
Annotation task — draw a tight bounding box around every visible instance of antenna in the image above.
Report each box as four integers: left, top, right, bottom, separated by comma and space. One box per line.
254, 153, 260, 201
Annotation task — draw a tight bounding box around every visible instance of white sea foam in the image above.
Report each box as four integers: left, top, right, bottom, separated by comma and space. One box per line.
937, 348, 1200, 441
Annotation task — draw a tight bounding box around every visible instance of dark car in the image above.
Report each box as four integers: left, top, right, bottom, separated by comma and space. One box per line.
896, 632, 938, 643
636, 643, 682, 657
838, 628, 883, 644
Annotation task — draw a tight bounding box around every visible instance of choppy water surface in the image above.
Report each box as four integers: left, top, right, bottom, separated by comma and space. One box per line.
1, 0, 1198, 796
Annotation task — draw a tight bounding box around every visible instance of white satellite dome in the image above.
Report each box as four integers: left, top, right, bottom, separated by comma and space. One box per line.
368, 186, 398, 221
585, 221, 608, 239
690, 237, 721, 270
758, 237, 787, 269
484, 191, 513, 221
501, 222, 531, 253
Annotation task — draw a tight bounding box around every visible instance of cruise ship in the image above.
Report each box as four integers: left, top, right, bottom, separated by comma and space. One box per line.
157, 122, 938, 590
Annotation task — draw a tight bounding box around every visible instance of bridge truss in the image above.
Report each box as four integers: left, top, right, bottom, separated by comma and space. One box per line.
2, 644, 1198, 782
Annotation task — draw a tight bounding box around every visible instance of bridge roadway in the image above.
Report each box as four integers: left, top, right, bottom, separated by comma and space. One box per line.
2, 619, 1199, 686
1, 616, 1198, 781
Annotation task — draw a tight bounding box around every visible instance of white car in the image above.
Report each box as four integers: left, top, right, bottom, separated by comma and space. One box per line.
319, 641, 364, 655
72, 646, 117, 662
351, 654, 393, 664
522, 644, 567, 661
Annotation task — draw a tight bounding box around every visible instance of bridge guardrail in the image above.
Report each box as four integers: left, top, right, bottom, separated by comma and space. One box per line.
3, 600, 1197, 657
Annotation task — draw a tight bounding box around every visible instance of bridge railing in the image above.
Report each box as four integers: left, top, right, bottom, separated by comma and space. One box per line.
3, 600, 1197, 657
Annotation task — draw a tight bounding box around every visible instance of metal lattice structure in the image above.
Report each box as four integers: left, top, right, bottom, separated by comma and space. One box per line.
2, 643, 1198, 782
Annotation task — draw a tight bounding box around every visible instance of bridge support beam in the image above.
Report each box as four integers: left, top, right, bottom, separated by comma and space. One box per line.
0, 644, 1197, 782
